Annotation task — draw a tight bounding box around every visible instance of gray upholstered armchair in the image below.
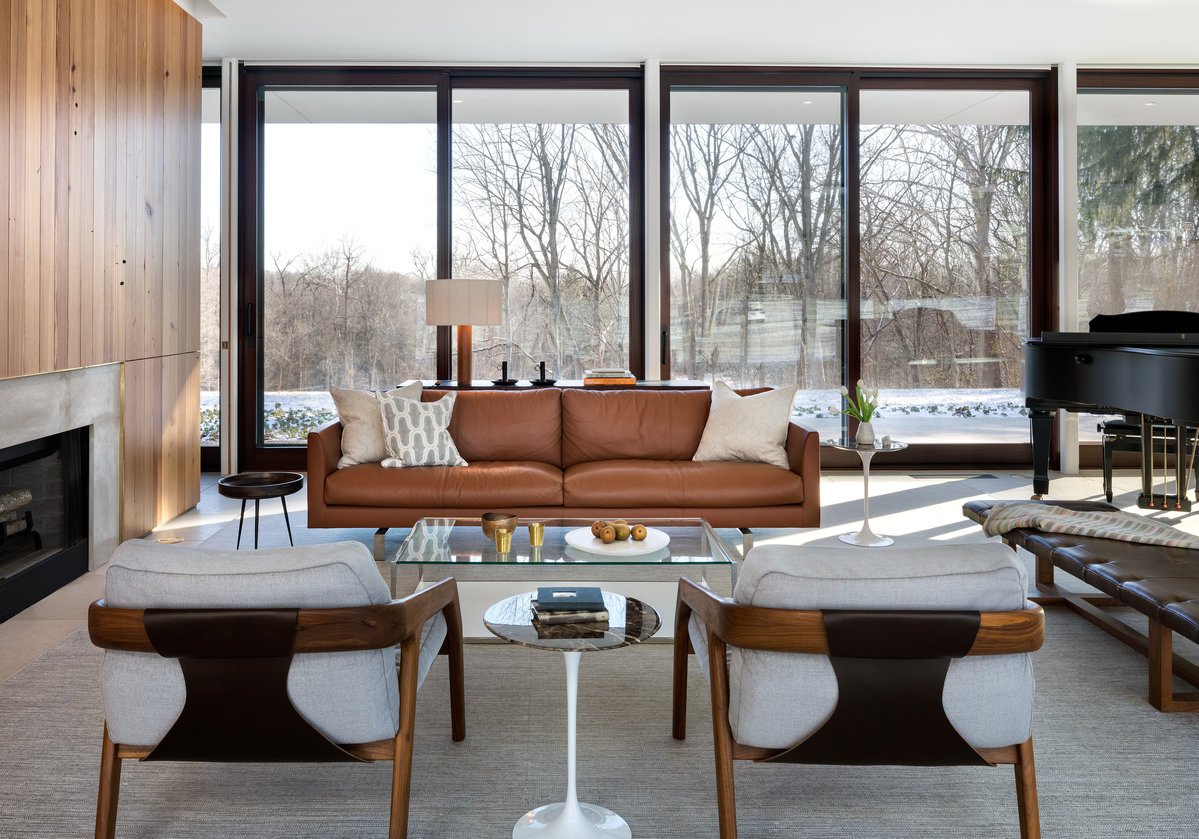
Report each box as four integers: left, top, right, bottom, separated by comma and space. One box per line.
88, 539, 464, 839
673, 543, 1044, 838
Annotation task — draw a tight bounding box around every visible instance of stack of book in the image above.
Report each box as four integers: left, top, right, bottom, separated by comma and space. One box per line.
532, 586, 609, 624
583, 367, 636, 386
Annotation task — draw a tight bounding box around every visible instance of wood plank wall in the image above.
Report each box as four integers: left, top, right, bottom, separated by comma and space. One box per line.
2, 0, 202, 539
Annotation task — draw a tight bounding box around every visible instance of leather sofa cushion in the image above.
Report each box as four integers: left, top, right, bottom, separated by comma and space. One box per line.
561, 389, 712, 467
563, 460, 804, 508
422, 388, 562, 467
326, 461, 563, 508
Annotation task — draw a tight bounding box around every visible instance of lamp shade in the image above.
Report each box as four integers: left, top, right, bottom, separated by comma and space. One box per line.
425, 279, 503, 326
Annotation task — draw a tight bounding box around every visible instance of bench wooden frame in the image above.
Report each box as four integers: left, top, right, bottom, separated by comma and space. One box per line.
87, 578, 466, 839
672, 577, 1044, 839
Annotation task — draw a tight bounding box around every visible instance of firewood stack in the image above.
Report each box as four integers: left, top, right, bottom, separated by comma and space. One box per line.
0, 488, 40, 547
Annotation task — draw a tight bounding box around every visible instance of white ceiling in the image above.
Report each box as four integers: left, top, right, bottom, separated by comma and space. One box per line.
189, 0, 1199, 66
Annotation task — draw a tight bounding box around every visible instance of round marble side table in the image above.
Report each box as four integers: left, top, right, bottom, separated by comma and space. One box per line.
483, 591, 661, 839
824, 438, 908, 547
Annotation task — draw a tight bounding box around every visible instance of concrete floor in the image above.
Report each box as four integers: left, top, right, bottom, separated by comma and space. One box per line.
2, 467, 1196, 684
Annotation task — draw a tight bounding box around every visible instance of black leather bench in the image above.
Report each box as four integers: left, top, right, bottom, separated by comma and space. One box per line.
964, 499, 1199, 712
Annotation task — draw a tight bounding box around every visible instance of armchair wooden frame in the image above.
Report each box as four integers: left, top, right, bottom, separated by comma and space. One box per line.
87, 577, 466, 839
671, 577, 1045, 839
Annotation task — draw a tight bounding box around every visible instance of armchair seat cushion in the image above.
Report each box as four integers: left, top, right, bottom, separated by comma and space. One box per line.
101, 540, 441, 747
563, 460, 804, 508
709, 544, 1035, 751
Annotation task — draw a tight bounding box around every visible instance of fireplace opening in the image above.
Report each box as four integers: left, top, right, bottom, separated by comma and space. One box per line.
0, 427, 89, 622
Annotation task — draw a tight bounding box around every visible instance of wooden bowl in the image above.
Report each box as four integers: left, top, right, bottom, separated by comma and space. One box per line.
481, 512, 518, 540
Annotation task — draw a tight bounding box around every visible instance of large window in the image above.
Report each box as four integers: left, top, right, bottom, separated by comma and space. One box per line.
258, 87, 437, 444
662, 70, 1053, 462
452, 88, 632, 380
666, 87, 845, 439
200, 80, 221, 462
238, 69, 640, 467
860, 89, 1032, 444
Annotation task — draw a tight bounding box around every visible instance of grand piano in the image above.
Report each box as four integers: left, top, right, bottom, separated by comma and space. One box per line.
1024, 310, 1199, 509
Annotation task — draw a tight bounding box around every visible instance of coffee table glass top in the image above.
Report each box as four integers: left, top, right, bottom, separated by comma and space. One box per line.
394, 517, 736, 567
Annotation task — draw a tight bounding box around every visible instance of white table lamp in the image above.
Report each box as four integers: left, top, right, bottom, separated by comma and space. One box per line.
425, 279, 503, 385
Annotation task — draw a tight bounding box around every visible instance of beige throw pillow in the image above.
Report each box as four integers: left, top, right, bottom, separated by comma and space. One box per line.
693, 381, 798, 469
378, 392, 467, 468
330, 382, 422, 468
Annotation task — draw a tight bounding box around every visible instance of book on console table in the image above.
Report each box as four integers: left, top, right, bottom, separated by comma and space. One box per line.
583, 367, 636, 386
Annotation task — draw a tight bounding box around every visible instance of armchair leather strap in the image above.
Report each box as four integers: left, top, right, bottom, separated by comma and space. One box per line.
763, 610, 992, 767
142, 609, 365, 763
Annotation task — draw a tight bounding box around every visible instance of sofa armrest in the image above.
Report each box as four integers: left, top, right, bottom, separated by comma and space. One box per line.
306, 420, 343, 527
785, 419, 821, 526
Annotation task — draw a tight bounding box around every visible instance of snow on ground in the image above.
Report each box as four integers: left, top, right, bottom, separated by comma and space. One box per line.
201, 388, 1113, 446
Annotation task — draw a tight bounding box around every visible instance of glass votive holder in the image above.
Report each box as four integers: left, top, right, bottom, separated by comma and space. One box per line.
495, 528, 512, 554
528, 521, 545, 547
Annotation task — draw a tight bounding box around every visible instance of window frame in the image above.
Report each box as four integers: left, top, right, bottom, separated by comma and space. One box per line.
200, 65, 222, 474
659, 66, 1058, 468
235, 65, 644, 469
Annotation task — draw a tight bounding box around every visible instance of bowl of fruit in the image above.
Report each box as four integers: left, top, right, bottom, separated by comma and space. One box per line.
563, 519, 670, 556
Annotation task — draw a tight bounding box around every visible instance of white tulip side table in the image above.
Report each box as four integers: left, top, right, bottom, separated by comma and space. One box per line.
483, 591, 661, 838
824, 437, 908, 547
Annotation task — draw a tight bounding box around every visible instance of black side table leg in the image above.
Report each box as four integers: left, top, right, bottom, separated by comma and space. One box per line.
254, 499, 260, 549
236, 499, 247, 549
281, 496, 294, 546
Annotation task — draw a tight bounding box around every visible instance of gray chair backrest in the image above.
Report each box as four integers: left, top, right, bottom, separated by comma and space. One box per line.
727, 543, 1033, 750
100, 539, 400, 746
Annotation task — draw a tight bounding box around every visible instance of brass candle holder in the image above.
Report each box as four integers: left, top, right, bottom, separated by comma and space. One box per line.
528, 521, 545, 548
495, 528, 513, 554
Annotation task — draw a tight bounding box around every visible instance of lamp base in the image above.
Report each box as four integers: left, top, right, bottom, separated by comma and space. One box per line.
457, 324, 473, 387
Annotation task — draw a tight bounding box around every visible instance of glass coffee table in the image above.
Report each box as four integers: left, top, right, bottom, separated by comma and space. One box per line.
393, 518, 737, 638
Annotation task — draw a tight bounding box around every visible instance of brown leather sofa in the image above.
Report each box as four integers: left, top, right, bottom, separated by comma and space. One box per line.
307, 387, 820, 549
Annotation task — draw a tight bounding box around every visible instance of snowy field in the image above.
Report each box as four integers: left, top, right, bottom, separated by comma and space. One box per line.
201, 388, 1111, 446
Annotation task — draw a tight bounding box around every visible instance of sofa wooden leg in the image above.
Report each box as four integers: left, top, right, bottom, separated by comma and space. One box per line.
444, 596, 467, 742
707, 634, 738, 839
1013, 737, 1040, 839
1148, 620, 1199, 712
96, 725, 121, 839
389, 641, 421, 839
672, 599, 692, 740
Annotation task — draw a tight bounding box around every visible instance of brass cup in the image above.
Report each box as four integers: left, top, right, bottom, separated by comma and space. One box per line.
495, 528, 513, 554
528, 521, 545, 547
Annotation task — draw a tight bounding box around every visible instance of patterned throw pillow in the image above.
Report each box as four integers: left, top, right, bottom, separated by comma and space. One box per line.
330, 382, 422, 469
377, 392, 467, 468
693, 381, 798, 468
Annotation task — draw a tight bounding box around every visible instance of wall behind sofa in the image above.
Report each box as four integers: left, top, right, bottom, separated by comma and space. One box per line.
1, 0, 201, 537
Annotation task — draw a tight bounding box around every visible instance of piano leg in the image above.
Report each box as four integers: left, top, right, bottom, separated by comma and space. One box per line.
1030, 409, 1053, 499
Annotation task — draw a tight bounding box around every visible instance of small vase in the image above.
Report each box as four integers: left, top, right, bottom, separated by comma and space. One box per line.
856, 420, 875, 445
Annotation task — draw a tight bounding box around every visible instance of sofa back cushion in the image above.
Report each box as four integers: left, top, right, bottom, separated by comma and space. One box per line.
423, 387, 562, 467
561, 389, 713, 467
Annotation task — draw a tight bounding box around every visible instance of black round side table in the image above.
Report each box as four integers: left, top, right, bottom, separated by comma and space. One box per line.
217, 472, 304, 549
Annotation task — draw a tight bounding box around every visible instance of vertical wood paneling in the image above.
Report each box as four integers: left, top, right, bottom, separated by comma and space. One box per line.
121, 352, 200, 540
3, 0, 202, 536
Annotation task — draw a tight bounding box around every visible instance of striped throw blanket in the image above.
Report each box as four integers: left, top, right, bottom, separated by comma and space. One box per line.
982, 502, 1199, 550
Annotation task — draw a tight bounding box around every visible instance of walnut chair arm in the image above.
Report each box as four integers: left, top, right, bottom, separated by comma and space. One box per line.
88, 577, 465, 655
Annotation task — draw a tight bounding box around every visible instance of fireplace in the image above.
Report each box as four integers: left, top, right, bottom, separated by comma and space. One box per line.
0, 428, 90, 621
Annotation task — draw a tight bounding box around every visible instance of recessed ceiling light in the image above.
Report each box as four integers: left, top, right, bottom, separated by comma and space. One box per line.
1145, 101, 1157, 106
452, 99, 464, 104
803, 100, 813, 105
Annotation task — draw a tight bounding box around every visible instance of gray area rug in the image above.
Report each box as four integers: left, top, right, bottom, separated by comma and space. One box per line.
1, 615, 1197, 838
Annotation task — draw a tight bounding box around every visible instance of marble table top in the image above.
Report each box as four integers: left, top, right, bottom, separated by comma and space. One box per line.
483, 591, 661, 652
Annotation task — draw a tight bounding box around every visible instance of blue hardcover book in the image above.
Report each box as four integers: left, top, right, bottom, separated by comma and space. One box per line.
535, 586, 605, 613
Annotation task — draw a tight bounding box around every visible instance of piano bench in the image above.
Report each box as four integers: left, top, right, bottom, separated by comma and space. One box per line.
964, 499, 1199, 713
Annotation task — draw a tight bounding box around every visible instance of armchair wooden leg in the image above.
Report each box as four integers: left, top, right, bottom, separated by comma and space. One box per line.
444, 596, 466, 742
96, 725, 121, 839
389, 640, 422, 839
1014, 737, 1040, 839
707, 633, 738, 839
672, 598, 693, 740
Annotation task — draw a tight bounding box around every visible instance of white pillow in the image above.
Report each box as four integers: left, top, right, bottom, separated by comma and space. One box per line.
330, 382, 421, 468
378, 392, 467, 468
693, 381, 798, 469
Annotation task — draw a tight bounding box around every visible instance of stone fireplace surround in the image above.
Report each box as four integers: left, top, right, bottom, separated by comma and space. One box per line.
0, 365, 120, 570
